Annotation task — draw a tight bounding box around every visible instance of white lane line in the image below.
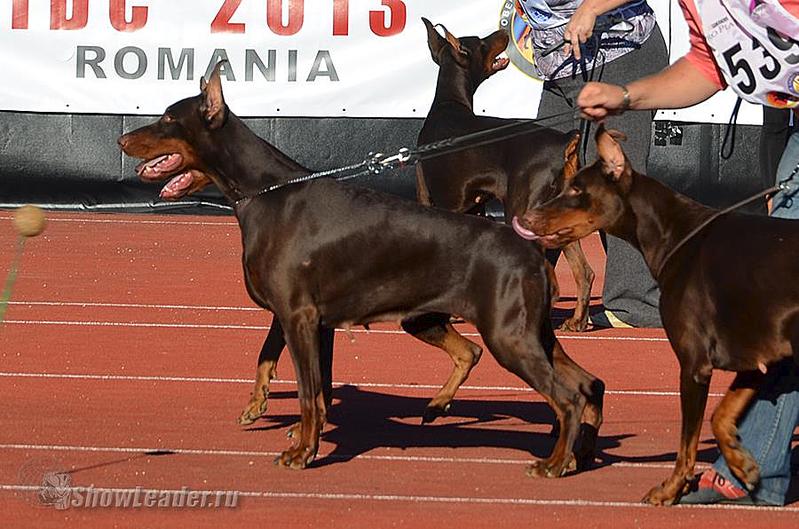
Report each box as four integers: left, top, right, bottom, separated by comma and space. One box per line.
0, 371, 707, 397
0, 216, 236, 227
4, 320, 266, 331
0, 442, 683, 469
0, 484, 792, 511
2, 318, 670, 342
8, 301, 261, 312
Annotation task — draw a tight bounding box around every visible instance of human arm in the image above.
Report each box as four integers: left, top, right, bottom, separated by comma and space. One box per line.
576, 57, 721, 120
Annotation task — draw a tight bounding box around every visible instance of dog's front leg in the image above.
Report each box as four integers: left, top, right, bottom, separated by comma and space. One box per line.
238, 318, 285, 425
275, 310, 326, 470
643, 366, 711, 505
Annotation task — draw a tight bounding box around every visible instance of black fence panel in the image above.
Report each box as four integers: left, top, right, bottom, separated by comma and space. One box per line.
1, 110, 767, 216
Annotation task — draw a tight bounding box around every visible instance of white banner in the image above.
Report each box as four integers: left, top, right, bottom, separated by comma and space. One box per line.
0, 0, 760, 124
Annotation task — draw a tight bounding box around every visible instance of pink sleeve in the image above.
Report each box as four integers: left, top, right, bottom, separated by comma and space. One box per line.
678, 0, 726, 89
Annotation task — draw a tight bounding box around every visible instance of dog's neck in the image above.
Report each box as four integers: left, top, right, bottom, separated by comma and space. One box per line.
206, 113, 310, 203
608, 172, 717, 281
432, 60, 477, 112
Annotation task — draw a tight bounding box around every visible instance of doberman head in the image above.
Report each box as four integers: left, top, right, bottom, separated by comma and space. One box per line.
512, 126, 634, 248
116, 77, 224, 200
118, 62, 306, 203
421, 17, 509, 103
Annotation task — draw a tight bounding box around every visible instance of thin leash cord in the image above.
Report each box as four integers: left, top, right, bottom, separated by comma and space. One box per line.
720, 97, 742, 160
237, 109, 579, 204
412, 110, 578, 162
654, 160, 799, 279
239, 19, 643, 204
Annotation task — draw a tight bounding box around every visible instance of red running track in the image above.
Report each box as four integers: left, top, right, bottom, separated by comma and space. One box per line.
0, 211, 797, 528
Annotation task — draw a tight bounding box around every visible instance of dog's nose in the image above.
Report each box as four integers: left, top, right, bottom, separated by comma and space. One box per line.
117, 135, 129, 150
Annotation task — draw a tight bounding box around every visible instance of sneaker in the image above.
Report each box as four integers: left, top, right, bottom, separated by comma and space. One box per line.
589, 309, 633, 329
679, 469, 772, 505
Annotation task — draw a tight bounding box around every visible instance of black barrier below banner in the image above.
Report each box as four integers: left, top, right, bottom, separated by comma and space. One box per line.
0, 111, 768, 217
0, 112, 421, 214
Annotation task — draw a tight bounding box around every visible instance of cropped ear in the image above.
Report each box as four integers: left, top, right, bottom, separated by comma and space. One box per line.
422, 17, 447, 63
200, 61, 227, 130
595, 126, 629, 181
422, 17, 462, 64
562, 130, 581, 183
440, 24, 462, 51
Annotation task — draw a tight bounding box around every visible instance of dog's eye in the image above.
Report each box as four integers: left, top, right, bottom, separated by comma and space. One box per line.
569, 186, 583, 196
162, 115, 175, 124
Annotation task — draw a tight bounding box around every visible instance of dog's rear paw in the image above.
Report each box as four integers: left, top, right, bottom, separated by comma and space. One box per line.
237, 397, 268, 425
525, 454, 575, 478
274, 446, 316, 470
642, 484, 678, 506
730, 450, 761, 491
559, 317, 589, 332
421, 403, 451, 424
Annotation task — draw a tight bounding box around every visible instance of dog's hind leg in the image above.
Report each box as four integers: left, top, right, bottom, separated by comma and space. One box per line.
711, 370, 763, 491
481, 320, 585, 477
238, 319, 285, 425
551, 340, 605, 470
559, 241, 595, 332
401, 312, 483, 424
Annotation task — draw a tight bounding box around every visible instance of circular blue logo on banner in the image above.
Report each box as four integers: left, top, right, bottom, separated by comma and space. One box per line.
499, 3, 542, 80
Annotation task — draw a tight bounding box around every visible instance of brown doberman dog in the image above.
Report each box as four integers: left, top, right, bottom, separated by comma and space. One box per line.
418, 18, 593, 332
118, 64, 604, 475
515, 126, 799, 504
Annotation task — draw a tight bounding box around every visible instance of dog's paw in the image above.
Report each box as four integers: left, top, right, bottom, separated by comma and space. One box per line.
641, 484, 678, 506
525, 454, 576, 479
730, 450, 761, 491
237, 397, 268, 426
274, 446, 316, 470
421, 403, 451, 425
559, 317, 589, 332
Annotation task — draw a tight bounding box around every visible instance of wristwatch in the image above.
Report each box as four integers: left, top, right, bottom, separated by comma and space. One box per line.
620, 86, 631, 112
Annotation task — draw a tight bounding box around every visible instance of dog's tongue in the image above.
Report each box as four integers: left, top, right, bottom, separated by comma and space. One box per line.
137, 153, 183, 179
512, 216, 542, 241
160, 171, 194, 199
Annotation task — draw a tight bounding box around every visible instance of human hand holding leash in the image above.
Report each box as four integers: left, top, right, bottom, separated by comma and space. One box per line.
576, 82, 630, 121
562, 4, 599, 60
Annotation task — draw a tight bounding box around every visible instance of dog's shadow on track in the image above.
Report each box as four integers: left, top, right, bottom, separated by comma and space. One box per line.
246, 385, 750, 473
242, 384, 681, 471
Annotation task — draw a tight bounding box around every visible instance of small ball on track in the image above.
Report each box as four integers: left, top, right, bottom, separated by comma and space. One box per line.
13, 205, 47, 238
